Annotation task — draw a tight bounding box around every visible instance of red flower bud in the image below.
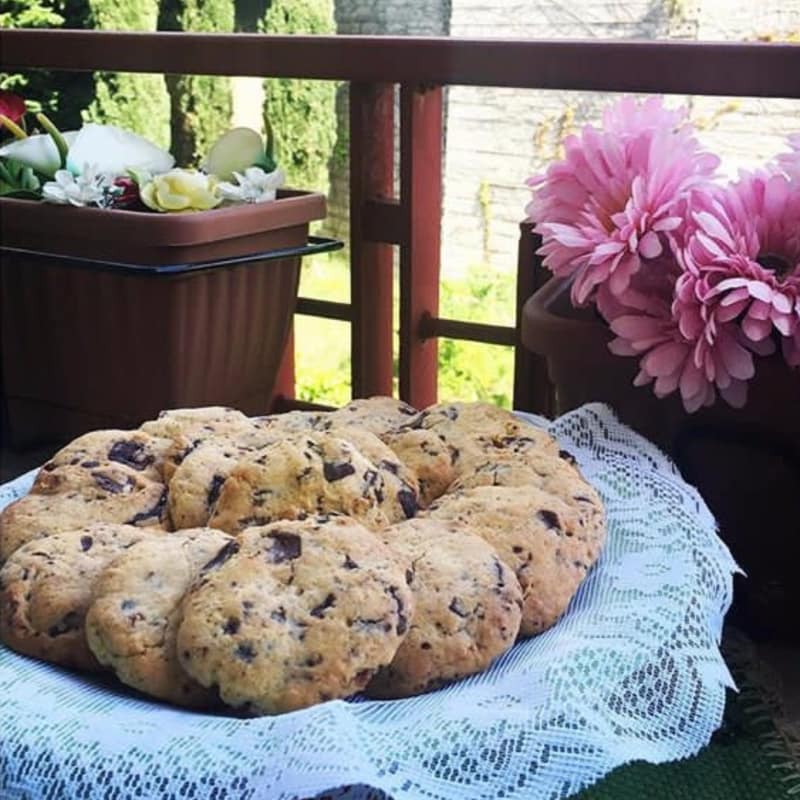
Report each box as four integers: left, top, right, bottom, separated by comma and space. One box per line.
0, 91, 26, 124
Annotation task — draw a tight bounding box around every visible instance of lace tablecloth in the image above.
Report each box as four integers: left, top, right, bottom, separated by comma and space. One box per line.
0, 404, 737, 800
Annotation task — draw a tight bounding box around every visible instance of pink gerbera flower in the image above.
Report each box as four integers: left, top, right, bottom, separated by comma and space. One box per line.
526, 96, 719, 306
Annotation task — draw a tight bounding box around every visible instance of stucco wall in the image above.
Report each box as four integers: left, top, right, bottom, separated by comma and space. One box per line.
330, 0, 800, 275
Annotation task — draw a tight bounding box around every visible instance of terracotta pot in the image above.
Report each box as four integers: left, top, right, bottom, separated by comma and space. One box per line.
522, 277, 800, 641
0, 191, 331, 448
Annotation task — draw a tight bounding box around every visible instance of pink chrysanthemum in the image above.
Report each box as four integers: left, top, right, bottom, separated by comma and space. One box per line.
526, 96, 719, 306
608, 170, 800, 411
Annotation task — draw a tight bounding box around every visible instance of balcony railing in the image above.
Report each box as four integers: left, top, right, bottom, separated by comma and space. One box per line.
3, 29, 800, 413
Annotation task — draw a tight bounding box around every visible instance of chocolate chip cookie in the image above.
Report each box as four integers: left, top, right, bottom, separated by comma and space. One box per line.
176, 515, 414, 714
402, 402, 558, 457
379, 428, 459, 508
366, 518, 522, 698
140, 406, 261, 482
0, 465, 169, 563
86, 528, 233, 707
0, 523, 164, 670
208, 433, 407, 534
36, 429, 175, 484
425, 486, 593, 636
449, 449, 607, 559
167, 429, 281, 530
327, 396, 419, 436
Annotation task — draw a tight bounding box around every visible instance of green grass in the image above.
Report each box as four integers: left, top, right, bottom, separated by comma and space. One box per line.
293, 251, 515, 409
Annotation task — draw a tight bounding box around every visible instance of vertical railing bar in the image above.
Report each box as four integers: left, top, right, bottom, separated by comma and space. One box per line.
398, 83, 443, 408
349, 82, 396, 398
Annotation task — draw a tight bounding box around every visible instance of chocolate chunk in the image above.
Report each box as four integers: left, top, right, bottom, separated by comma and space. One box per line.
42, 462, 57, 472
202, 540, 241, 571
79, 535, 93, 552
361, 469, 384, 503
388, 586, 408, 635
206, 474, 226, 509
379, 460, 399, 475
405, 568, 414, 586
108, 440, 154, 471
92, 471, 135, 494
304, 653, 323, 667
310, 593, 336, 618
449, 597, 469, 618
397, 488, 418, 519
234, 642, 256, 663
266, 532, 302, 563
127, 489, 168, 526
343, 554, 359, 570
559, 449, 577, 465
80, 460, 100, 469
323, 461, 356, 482
421, 642, 432, 650
537, 510, 561, 531
48, 611, 80, 637
493, 558, 505, 588
223, 617, 241, 635
242, 600, 254, 612
271, 607, 287, 622
121, 599, 136, 611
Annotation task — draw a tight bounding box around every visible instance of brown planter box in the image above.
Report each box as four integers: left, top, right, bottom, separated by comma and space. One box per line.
522, 277, 800, 640
0, 190, 329, 448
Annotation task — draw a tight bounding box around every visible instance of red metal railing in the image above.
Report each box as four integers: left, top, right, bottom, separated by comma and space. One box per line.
3, 30, 800, 412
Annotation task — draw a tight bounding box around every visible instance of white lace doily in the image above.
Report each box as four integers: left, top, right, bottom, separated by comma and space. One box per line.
0, 404, 737, 800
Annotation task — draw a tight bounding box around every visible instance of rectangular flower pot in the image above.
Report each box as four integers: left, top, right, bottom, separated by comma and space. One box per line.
522, 277, 800, 640
0, 190, 331, 448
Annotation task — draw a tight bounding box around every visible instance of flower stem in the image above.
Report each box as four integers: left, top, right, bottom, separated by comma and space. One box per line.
0, 114, 27, 140
35, 112, 68, 168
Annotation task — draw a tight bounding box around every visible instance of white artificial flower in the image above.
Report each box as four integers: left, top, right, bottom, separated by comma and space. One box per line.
0, 131, 79, 178
42, 164, 113, 207
216, 166, 285, 204
66, 124, 174, 177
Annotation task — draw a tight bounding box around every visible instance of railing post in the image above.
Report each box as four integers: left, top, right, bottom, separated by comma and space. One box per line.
349, 82, 395, 398
399, 83, 443, 408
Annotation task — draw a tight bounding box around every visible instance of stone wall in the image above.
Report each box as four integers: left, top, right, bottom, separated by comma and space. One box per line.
329, 0, 800, 275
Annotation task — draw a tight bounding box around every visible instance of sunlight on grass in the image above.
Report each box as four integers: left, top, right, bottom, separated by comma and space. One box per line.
294, 252, 516, 408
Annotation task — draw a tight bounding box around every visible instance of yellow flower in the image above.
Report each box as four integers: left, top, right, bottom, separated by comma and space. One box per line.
140, 169, 221, 212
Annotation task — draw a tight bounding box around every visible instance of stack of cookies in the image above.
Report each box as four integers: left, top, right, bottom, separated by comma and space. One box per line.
0, 398, 606, 715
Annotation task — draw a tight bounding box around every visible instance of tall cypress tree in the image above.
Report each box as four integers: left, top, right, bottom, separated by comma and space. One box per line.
84, 0, 170, 147
261, 0, 336, 191
158, 0, 234, 166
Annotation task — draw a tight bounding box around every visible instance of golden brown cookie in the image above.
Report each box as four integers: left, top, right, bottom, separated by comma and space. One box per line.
0, 464, 169, 563
140, 406, 261, 482
366, 518, 522, 698
176, 515, 414, 715
326, 396, 419, 436
37, 429, 175, 483
448, 449, 607, 560
425, 486, 594, 637
86, 528, 233, 707
379, 428, 459, 508
0, 523, 164, 670
208, 433, 414, 534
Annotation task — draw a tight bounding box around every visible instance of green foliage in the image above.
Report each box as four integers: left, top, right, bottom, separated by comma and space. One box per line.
0, 0, 62, 28
158, 0, 234, 165
295, 254, 515, 409
261, 0, 336, 191
82, 0, 170, 147
0, 0, 95, 129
